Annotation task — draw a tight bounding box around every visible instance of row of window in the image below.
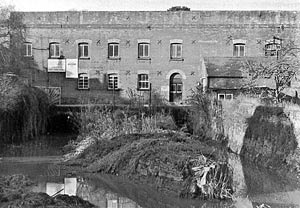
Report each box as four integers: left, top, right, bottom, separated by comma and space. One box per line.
23, 42, 184, 59
77, 73, 227, 97
23, 39, 282, 59
78, 73, 150, 90
218, 93, 233, 100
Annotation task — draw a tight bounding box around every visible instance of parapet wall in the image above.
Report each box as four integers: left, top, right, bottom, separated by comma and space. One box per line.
13, 11, 300, 27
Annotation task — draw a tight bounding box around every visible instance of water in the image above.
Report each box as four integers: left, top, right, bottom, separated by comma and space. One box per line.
0, 133, 76, 157
0, 135, 300, 208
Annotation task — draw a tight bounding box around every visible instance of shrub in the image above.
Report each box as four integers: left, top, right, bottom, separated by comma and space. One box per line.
188, 87, 225, 141
0, 74, 49, 143
79, 106, 177, 140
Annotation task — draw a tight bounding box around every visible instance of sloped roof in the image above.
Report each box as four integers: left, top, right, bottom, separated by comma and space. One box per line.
208, 77, 244, 89
204, 57, 245, 77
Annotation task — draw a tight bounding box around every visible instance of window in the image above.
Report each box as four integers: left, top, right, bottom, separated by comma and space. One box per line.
49, 43, 60, 58
265, 38, 281, 56
170, 83, 182, 93
107, 200, 118, 208
170, 43, 182, 59
108, 43, 119, 59
78, 73, 89, 89
108, 73, 119, 90
78, 43, 89, 58
233, 43, 245, 57
218, 93, 233, 100
138, 43, 150, 59
138, 74, 149, 90
23, 42, 32, 57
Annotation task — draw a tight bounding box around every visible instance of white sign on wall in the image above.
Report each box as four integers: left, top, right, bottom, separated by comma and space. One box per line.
66, 59, 78, 78
48, 59, 66, 72
160, 85, 169, 100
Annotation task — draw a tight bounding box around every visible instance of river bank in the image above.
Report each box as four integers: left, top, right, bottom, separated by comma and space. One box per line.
1, 136, 300, 207
0, 174, 95, 208
63, 131, 233, 200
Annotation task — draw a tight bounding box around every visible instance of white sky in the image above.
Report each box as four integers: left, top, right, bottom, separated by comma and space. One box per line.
2, 0, 300, 11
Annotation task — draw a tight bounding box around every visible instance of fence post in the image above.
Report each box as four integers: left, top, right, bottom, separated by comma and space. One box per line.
149, 83, 152, 115
113, 82, 115, 111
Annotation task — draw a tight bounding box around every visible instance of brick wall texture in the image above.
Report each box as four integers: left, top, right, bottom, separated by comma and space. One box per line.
14, 11, 300, 104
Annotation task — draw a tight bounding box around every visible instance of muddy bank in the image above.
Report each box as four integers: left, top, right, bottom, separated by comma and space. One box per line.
64, 132, 233, 200
0, 174, 95, 208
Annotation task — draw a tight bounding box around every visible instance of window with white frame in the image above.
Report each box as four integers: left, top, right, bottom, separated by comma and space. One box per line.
108, 43, 119, 59
233, 43, 245, 57
23, 42, 32, 57
138, 74, 149, 90
78, 43, 89, 58
170, 43, 182, 59
108, 73, 119, 90
78, 73, 89, 89
138, 43, 150, 59
49, 42, 60, 58
218, 93, 233, 100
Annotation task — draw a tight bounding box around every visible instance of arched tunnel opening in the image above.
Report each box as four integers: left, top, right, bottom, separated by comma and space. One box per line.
47, 111, 81, 135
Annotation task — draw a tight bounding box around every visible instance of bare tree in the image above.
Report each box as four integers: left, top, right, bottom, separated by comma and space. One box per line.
243, 38, 300, 102
0, 3, 26, 75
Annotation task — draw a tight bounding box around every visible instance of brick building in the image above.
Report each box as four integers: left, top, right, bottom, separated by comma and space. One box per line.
13, 10, 300, 104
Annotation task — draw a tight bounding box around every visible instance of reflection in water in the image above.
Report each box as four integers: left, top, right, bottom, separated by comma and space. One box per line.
33, 177, 142, 208
45, 178, 77, 196
46, 182, 64, 196
1, 154, 300, 207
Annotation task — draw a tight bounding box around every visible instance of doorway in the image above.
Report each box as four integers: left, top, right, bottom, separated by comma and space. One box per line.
169, 73, 183, 102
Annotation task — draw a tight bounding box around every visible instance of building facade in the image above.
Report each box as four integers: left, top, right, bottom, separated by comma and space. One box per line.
14, 10, 300, 104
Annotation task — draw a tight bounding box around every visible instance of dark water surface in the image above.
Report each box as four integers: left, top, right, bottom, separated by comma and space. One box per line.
0, 133, 76, 157
0, 134, 300, 208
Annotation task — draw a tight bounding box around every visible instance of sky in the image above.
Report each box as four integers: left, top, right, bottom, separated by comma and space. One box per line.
2, 0, 300, 11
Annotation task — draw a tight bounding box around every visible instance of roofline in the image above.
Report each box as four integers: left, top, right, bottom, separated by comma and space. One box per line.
208, 76, 245, 78
11, 10, 300, 13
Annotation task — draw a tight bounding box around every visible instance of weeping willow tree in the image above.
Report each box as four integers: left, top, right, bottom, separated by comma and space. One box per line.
0, 74, 49, 144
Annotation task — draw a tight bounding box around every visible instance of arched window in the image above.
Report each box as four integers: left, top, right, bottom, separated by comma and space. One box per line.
170, 73, 182, 102
78, 73, 89, 89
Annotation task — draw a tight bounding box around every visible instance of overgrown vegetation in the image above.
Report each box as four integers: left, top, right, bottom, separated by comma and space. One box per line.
0, 74, 49, 143
79, 107, 177, 139
63, 92, 234, 200
188, 86, 225, 141
66, 132, 233, 200
241, 106, 298, 168
243, 38, 300, 102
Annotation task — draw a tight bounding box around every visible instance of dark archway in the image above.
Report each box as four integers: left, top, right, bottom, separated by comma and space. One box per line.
169, 73, 183, 102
